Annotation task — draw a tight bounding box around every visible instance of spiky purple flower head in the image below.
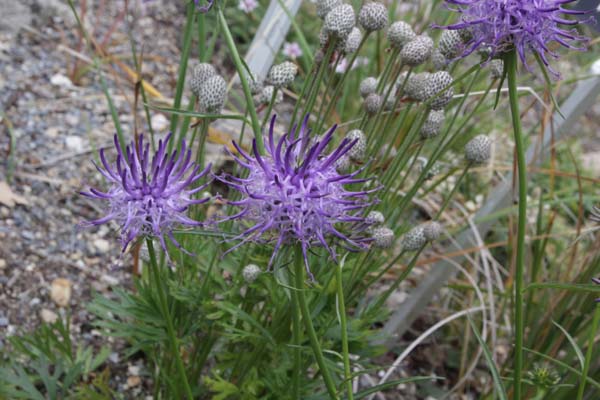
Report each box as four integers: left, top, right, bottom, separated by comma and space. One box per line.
81, 134, 211, 253
194, 0, 214, 13
435, 0, 592, 77
218, 115, 380, 278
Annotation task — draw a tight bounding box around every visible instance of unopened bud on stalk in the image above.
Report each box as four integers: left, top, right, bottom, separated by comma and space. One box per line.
346, 129, 367, 161
344, 27, 362, 53
465, 135, 492, 164
489, 59, 504, 79
191, 63, 217, 97
366, 210, 385, 226
420, 110, 445, 139
423, 71, 454, 110
317, 0, 342, 19
431, 48, 448, 71
401, 226, 427, 251
267, 61, 298, 88
388, 21, 416, 49
423, 221, 442, 241
364, 93, 383, 115
358, 1, 388, 32
254, 85, 283, 105
198, 75, 227, 113
372, 226, 394, 248
359, 77, 378, 98
242, 264, 261, 283
324, 4, 356, 39
439, 29, 462, 59
401, 72, 431, 101
400, 35, 434, 66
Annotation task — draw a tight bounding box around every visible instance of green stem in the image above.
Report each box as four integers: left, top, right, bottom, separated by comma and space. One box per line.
335, 259, 353, 400
168, 3, 195, 151
506, 50, 527, 400
217, 8, 263, 153
293, 248, 339, 399
576, 304, 600, 400
146, 239, 194, 400
291, 288, 302, 400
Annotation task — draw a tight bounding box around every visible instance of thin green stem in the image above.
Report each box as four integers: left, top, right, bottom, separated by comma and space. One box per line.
293, 248, 339, 399
146, 239, 194, 400
291, 288, 302, 400
335, 259, 353, 400
506, 50, 527, 400
576, 304, 600, 400
168, 3, 195, 151
217, 8, 263, 153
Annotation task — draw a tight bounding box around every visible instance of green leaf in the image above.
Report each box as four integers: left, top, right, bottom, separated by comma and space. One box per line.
524, 282, 600, 294
146, 103, 251, 123
552, 320, 585, 370
467, 316, 508, 400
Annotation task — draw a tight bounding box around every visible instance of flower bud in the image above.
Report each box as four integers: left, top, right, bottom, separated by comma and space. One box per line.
346, 129, 367, 161
344, 27, 362, 53
423, 71, 454, 110
423, 221, 442, 242
400, 35, 433, 66
431, 48, 448, 71
324, 4, 356, 39
387, 21, 415, 49
401, 72, 431, 101
358, 1, 388, 32
439, 30, 462, 60
366, 210, 385, 226
364, 93, 382, 115
317, 0, 342, 19
372, 227, 394, 248
267, 61, 298, 88
198, 75, 227, 113
420, 110, 445, 139
465, 134, 492, 164
359, 77, 378, 98
489, 59, 504, 79
191, 63, 217, 97
242, 264, 261, 283
401, 226, 427, 251
254, 85, 283, 105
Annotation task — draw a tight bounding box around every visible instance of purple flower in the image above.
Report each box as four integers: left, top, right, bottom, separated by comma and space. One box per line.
194, 0, 214, 13
81, 134, 211, 253
218, 115, 379, 278
238, 0, 258, 13
436, 0, 592, 76
283, 42, 303, 60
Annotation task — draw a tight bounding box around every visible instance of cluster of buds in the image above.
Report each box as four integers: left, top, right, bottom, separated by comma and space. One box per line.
190, 63, 227, 113
401, 221, 442, 251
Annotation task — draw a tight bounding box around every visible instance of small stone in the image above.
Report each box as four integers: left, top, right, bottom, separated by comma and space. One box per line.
65, 135, 84, 152
151, 114, 169, 131
50, 278, 72, 307
0, 317, 8, 327
45, 127, 59, 138
126, 375, 141, 388
40, 308, 58, 324
50, 73, 73, 87
93, 238, 110, 253
0, 259, 5, 269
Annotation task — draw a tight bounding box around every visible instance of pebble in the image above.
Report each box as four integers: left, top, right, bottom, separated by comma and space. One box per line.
126, 375, 141, 388
151, 113, 169, 131
0, 317, 8, 327
50, 278, 72, 307
93, 238, 111, 253
50, 73, 73, 87
40, 308, 58, 324
65, 135, 84, 151
0, 258, 6, 269
45, 126, 59, 138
